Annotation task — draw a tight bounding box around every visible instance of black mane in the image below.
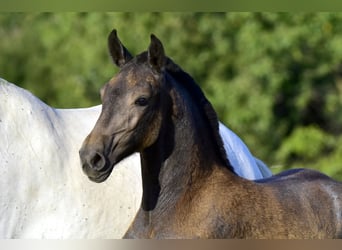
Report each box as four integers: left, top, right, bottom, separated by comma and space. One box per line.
164, 58, 235, 174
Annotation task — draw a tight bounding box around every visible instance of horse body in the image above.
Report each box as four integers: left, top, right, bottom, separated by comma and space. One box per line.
0, 79, 141, 238
80, 30, 342, 238
127, 167, 342, 238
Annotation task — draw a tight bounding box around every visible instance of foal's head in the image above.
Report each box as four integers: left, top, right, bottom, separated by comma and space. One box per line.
80, 30, 170, 183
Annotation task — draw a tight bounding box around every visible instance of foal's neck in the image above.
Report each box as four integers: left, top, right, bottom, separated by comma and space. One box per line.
140, 82, 232, 212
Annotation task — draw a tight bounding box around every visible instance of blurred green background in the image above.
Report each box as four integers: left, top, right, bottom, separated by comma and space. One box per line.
1, 12, 342, 179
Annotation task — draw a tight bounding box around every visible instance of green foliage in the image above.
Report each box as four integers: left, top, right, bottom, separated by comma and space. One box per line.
276, 125, 334, 164
2, 13, 342, 179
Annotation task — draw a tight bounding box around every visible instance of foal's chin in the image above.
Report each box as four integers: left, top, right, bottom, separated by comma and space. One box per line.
87, 167, 114, 183
85, 160, 116, 183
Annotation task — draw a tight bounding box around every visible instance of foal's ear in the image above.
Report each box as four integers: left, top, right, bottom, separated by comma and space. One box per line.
108, 29, 133, 68
148, 34, 166, 73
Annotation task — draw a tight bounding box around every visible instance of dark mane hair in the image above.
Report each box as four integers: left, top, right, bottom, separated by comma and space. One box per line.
164, 58, 235, 173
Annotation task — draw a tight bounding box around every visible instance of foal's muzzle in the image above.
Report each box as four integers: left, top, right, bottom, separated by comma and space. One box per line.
79, 148, 113, 183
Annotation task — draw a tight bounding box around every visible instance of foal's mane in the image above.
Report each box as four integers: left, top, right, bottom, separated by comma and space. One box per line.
164, 58, 235, 173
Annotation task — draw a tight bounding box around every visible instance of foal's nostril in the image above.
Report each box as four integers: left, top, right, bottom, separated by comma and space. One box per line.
90, 152, 106, 171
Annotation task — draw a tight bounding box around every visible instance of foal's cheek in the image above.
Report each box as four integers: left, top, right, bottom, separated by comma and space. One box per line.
127, 109, 140, 131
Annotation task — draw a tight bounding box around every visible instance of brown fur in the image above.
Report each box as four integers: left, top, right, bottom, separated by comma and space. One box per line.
79, 30, 342, 238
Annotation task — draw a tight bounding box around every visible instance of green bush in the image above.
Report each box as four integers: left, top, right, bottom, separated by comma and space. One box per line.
1, 13, 342, 179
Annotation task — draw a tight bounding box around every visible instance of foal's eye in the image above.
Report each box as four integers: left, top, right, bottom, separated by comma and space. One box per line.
135, 97, 149, 106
